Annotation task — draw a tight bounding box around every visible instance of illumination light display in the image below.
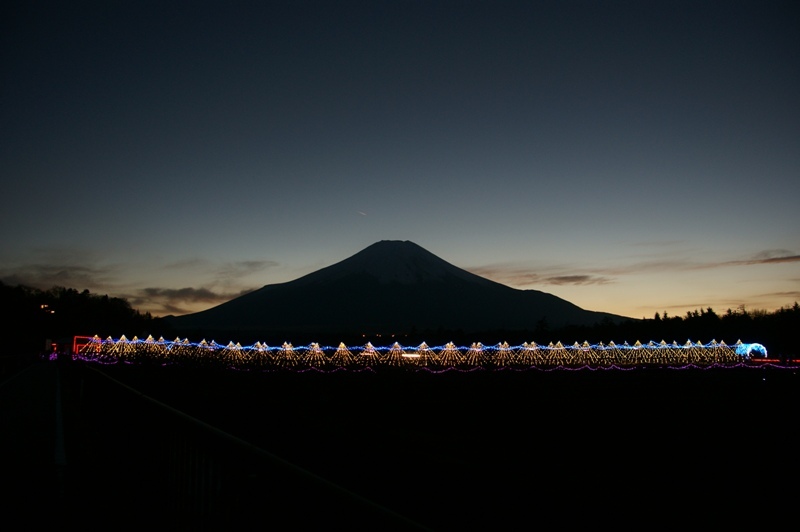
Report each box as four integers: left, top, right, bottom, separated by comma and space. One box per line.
70, 335, 776, 371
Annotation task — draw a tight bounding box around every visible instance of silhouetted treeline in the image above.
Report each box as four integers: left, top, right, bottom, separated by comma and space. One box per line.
2, 280, 797, 359
162, 303, 800, 361
0, 281, 156, 355
553, 304, 800, 359
341, 304, 800, 359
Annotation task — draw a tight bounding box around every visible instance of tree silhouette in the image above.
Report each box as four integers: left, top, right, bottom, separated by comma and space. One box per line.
0, 281, 155, 355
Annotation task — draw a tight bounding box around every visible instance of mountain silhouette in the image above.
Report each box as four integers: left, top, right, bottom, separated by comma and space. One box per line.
162, 240, 631, 341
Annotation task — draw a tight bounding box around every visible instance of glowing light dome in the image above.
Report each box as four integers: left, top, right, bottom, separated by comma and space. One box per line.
735, 342, 768, 358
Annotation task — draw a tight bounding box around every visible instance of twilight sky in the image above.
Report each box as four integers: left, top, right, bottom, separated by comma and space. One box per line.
2, 0, 799, 320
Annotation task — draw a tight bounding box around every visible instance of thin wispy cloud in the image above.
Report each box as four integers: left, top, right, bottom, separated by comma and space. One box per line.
656, 302, 718, 311
213, 260, 279, 280
734, 254, 800, 266
468, 266, 542, 286
162, 258, 209, 270
469, 248, 799, 291
602, 260, 701, 275
682, 251, 800, 270
468, 265, 613, 287
760, 291, 800, 300
0, 263, 117, 290
630, 240, 686, 248
141, 287, 229, 303
642, 289, 800, 316
547, 275, 613, 286
130, 286, 255, 316
601, 251, 800, 275
751, 249, 796, 260
0, 248, 150, 300
0, 251, 283, 316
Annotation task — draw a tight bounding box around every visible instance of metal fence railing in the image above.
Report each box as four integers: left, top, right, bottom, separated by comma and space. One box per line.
65, 362, 431, 531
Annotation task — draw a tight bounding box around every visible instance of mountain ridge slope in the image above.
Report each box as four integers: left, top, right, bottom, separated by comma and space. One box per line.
163, 240, 632, 340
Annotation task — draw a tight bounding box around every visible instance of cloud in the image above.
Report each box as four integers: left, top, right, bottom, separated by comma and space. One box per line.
630, 240, 686, 248
546, 275, 613, 286
765, 291, 800, 299
162, 258, 209, 270
141, 287, 228, 302
467, 247, 799, 291
645, 289, 800, 317
586, 247, 800, 276
684, 251, 800, 270
214, 260, 279, 280
129, 286, 256, 316
468, 266, 542, 286
0, 263, 117, 290
737, 253, 800, 266
468, 265, 612, 287
750, 249, 797, 261
0, 249, 282, 316
603, 260, 700, 275
654, 302, 719, 311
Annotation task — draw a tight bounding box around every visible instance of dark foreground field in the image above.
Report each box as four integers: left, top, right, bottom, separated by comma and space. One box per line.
18, 360, 799, 530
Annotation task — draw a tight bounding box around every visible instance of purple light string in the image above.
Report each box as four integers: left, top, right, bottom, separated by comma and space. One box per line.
67, 335, 795, 373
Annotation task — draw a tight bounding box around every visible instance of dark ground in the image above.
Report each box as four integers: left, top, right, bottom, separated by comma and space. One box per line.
2, 359, 798, 530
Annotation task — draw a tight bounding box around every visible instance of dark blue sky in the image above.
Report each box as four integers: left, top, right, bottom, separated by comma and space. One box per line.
2, 0, 799, 319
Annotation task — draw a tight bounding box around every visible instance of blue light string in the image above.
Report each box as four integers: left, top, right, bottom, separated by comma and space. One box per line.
81, 337, 765, 355
75, 335, 770, 360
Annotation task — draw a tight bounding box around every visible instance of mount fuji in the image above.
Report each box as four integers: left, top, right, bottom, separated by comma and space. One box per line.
162, 240, 632, 341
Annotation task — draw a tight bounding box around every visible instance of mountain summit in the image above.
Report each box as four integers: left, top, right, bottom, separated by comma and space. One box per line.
289, 240, 497, 287
163, 240, 631, 341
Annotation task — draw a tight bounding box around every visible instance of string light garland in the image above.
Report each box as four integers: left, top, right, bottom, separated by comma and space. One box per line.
69, 335, 783, 371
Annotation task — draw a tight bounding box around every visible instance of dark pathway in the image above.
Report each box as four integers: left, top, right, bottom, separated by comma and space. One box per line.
0, 362, 67, 524
1, 359, 798, 530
